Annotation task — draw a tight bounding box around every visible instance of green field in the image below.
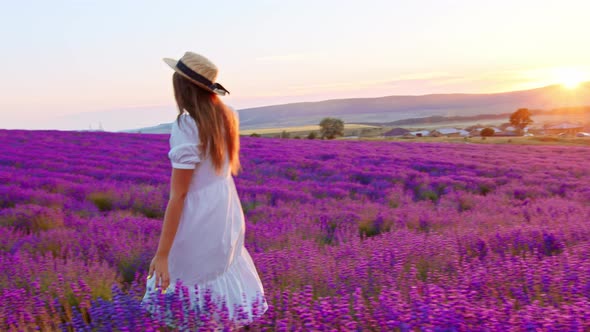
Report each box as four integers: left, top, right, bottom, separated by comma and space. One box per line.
240, 124, 381, 137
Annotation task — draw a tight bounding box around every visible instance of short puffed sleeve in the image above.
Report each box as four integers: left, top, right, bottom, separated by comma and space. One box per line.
168, 113, 202, 169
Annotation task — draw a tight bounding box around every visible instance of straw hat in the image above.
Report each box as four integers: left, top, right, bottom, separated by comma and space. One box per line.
163, 51, 230, 96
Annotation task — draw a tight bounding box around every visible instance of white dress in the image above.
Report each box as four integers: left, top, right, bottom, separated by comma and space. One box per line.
141, 110, 268, 327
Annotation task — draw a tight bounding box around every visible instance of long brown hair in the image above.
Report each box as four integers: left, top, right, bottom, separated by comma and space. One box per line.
172, 72, 241, 176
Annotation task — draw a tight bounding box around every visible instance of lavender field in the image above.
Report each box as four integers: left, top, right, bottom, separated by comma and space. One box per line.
1, 128, 590, 331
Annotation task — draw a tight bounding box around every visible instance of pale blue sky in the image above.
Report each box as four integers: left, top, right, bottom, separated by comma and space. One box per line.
1, 0, 589, 130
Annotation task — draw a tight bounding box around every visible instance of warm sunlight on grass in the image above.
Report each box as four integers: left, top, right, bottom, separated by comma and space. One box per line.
555, 68, 587, 89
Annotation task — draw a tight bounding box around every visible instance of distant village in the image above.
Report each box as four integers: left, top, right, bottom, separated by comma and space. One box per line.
381, 122, 590, 138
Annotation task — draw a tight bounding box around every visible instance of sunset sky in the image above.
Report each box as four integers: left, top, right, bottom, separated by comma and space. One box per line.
1, 0, 589, 131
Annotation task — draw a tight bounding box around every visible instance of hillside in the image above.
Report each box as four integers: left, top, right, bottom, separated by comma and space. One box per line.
238, 83, 590, 129
122, 122, 172, 134
360, 106, 590, 127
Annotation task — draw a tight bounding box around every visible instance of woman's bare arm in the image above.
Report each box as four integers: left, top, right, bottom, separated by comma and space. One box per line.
149, 166, 196, 290
156, 167, 196, 257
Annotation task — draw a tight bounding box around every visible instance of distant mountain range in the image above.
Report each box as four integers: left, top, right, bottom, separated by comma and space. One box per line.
237, 82, 590, 129
120, 82, 590, 133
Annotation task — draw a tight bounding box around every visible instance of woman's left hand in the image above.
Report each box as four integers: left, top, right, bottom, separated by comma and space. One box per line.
148, 253, 170, 292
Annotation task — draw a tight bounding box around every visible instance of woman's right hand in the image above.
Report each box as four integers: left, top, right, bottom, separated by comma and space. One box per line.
148, 253, 170, 292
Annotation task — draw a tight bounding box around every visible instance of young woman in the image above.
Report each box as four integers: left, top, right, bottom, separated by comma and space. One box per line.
142, 51, 268, 328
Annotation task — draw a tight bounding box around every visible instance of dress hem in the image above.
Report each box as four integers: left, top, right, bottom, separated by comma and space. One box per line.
141, 249, 268, 326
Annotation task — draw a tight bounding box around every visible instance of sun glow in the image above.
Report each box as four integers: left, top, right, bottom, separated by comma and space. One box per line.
555, 68, 587, 89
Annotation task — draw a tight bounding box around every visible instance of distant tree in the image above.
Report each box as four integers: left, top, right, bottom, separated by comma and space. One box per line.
280, 130, 290, 139
510, 108, 534, 135
250, 133, 261, 137
480, 127, 495, 137
307, 131, 317, 139
293, 136, 301, 139
319, 117, 344, 139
